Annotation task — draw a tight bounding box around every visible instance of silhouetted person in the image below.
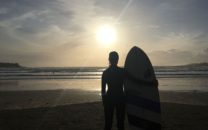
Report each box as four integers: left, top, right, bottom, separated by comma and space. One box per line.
102, 51, 125, 130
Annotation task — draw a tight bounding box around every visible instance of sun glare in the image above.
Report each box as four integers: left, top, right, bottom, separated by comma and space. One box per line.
96, 25, 117, 45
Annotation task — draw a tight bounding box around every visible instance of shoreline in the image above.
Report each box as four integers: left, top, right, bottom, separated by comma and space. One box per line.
1, 89, 208, 129
1, 101, 208, 130
0, 89, 208, 111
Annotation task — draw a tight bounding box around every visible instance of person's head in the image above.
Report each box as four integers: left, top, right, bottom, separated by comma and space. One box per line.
109, 51, 119, 66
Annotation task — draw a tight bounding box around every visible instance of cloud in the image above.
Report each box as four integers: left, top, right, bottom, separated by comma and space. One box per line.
0, 0, 81, 42
0, 0, 207, 66
149, 48, 208, 66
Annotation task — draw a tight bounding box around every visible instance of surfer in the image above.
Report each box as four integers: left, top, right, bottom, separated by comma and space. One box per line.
102, 51, 126, 130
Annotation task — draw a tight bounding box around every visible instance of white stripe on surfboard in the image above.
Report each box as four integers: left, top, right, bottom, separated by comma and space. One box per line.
127, 104, 161, 124
125, 86, 160, 102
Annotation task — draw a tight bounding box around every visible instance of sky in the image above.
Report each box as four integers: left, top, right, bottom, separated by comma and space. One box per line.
0, 0, 208, 67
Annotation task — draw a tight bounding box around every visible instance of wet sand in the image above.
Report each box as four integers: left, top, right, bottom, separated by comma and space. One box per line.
0, 90, 208, 130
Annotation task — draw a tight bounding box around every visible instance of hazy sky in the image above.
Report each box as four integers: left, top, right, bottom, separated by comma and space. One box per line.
0, 0, 208, 67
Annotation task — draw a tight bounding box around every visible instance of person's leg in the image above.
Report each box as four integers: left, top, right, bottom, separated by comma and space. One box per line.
116, 102, 125, 130
104, 103, 114, 130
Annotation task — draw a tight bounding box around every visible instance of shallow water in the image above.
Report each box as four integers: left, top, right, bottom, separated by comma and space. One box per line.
0, 77, 208, 92
0, 66, 208, 92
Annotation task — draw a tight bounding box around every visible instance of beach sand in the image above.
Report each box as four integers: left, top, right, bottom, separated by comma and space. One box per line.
0, 90, 208, 130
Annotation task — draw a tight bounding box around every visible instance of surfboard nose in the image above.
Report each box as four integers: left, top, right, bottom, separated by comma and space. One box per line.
129, 46, 141, 53
131, 46, 139, 50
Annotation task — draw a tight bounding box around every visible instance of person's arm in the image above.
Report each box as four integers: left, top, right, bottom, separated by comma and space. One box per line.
101, 72, 107, 105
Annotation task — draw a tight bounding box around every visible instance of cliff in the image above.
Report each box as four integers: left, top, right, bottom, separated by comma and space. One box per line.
0, 63, 22, 68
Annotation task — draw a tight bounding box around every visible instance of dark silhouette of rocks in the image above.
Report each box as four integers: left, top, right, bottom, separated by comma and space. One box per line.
0, 63, 22, 68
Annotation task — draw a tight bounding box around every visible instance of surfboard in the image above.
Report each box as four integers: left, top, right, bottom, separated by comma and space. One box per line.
124, 46, 161, 130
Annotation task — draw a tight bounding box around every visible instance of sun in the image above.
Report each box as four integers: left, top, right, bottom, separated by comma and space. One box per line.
96, 25, 117, 45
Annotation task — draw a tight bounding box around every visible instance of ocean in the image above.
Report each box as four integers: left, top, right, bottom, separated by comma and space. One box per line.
0, 66, 208, 92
